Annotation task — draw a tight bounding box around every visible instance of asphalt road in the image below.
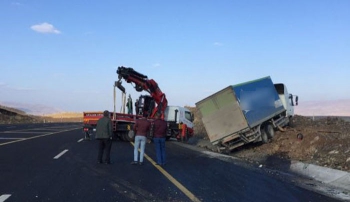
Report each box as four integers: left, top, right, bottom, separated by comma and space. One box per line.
0, 123, 342, 202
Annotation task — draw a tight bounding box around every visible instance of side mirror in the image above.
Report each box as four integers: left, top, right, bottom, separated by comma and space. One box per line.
295, 96, 299, 106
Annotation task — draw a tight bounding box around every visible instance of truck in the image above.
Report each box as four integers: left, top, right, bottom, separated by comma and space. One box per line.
83, 66, 194, 141
195, 76, 298, 153
83, 105, 194, 141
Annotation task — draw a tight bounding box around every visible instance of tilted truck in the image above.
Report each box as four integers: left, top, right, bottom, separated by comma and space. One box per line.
195, 76, 298, 153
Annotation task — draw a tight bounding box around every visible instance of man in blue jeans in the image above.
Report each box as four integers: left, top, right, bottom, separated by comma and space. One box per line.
132, 116, 151, 165
152, 113, 167, 166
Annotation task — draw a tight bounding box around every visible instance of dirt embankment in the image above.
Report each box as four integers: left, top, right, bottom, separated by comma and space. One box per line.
187, 106, 350, 172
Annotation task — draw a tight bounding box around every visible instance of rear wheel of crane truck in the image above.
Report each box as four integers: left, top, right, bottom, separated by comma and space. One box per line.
120, 132, 133, 142
265, 124, 275, 139
126, 130, 135, 142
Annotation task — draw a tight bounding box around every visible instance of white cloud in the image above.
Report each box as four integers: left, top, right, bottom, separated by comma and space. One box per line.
30, 22, 61, 34
213, 42, 223, 46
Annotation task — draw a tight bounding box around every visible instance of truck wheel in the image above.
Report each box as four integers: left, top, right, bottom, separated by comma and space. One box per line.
120, 133, 126, 141
261, 130, 268, 144
124, 132, 132, 142
288, 117, 295, 127
128, 130, 135, 140
265, 124, 275, 139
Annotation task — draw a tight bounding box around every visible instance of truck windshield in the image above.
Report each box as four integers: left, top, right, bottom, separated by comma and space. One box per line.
185, 111, 192, 121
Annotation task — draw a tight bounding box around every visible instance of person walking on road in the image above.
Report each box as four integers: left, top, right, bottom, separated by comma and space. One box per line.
152, 113, 167, 166
132, 117, 151, 165
96, 110, 113, 164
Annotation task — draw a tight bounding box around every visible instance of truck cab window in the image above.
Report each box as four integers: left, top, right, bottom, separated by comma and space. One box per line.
185, 111, 192, 121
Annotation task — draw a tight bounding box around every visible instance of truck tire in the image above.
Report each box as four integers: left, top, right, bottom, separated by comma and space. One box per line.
124, 132, 132, 142
128, 130, 135, 140
120, 133, 126, 141
265, 124, 275, 139
261, 130, 268, 144
288, 117, 295, 127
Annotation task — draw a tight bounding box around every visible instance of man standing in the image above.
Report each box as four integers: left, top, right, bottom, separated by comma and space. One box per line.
132, 117, 151, 165
153, 113, 167, 166
126, 94, 133, 115
96, 110, 113, 164
135, 99, 139, 115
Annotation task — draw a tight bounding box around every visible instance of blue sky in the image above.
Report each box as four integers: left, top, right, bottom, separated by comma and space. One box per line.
1, 0, 349, 113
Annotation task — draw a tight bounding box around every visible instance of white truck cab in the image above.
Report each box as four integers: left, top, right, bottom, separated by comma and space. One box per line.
274, 83, 298, 117
164, 106, 194, 140
164, 106, 194, 129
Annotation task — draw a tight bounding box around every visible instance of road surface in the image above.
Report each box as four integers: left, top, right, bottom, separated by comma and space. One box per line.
0, 123, 342, 202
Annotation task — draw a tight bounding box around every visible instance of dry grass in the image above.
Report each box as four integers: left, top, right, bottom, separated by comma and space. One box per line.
46, 112, 82, 118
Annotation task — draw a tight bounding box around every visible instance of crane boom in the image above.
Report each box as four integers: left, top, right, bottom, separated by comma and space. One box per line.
116, 66, 168, 119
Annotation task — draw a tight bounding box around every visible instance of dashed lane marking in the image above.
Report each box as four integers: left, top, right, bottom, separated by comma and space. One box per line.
77, 138, 84, 142
0, 128, 81, 146
0, 137, 25, 140
53, 149, 69, 159
1, 131, 48, 134
130, 142, 201, 202
0, 194, 11, 202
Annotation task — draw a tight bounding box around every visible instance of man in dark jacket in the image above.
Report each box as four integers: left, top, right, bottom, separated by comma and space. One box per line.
96, 110, 113, 164
152, 113, 167, 165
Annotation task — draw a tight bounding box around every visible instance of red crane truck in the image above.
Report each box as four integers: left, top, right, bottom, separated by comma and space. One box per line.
83, 66, 194, 141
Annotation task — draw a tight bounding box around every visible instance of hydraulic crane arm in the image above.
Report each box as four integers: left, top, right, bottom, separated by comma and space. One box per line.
116, 66, 168, 118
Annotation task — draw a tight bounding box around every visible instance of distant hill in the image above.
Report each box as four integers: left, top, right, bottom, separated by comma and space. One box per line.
1, 98, 350, 117
0, 101, 63, 115
0, 104, 27, 115
0, 104, 82, 124
295, 99, 350, 116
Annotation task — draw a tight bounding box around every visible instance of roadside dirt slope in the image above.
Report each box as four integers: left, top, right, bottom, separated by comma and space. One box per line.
188, 106, 350, 172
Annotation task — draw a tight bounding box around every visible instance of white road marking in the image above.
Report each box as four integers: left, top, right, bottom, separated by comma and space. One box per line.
1, 131, 47, 134
53, 149, 69, 159
0, 194, 11, 201
0, 127, 81, 146
77, 138, 84, 142
0, 138, 25, 140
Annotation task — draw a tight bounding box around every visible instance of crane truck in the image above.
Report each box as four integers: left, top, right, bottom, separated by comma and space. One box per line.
195, 76, 298, 153
83, 66, 194, 141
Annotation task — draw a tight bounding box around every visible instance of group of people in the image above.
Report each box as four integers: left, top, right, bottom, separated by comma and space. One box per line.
95, 110, 167, 166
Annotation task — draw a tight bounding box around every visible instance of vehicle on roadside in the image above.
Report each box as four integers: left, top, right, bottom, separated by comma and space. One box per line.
195, 76, 298, 153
